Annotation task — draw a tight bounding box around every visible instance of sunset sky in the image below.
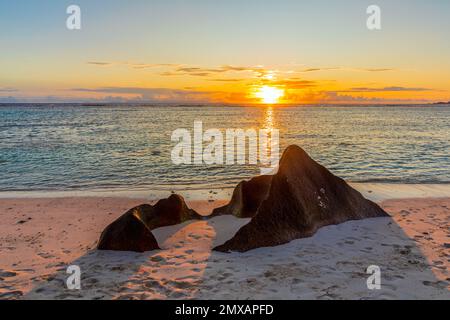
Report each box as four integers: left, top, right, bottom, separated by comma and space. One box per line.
1, 0, 450, 104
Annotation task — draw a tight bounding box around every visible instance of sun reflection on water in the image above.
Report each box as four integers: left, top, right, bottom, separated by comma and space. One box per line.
264, 106, 275, 132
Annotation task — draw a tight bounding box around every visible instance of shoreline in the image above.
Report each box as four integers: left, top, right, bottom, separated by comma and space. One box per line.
0, 183, 449, 202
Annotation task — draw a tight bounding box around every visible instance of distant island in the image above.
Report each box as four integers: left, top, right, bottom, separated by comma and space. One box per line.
433, 101, 450, 105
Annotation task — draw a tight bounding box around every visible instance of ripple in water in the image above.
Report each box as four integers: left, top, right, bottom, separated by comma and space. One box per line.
0, 104, 449, 191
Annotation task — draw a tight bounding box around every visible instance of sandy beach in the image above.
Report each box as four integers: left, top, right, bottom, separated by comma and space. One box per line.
0, 184, 449, 300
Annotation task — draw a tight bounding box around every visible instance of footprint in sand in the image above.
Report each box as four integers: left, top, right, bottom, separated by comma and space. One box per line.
144, 280, 165, 291
422, 280, 448, 289
38, 252, 55, 259
0, 270, 17, 278
0, 291, 23, 299
167, 280, 193, 290
150, 255, 166, 263
169, 291, 186, 299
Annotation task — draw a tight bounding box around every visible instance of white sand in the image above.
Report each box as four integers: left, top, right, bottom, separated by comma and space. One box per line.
1, 183, 449, 201
0, 184, 449, 300
353, 183, 450, 202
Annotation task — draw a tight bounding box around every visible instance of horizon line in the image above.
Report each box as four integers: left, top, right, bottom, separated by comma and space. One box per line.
1, 102, 449, 107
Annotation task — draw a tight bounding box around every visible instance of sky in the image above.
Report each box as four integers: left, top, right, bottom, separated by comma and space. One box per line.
0, 0, 449, 104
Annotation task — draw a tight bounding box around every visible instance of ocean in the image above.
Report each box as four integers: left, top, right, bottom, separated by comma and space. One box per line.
0, 104, 449, 192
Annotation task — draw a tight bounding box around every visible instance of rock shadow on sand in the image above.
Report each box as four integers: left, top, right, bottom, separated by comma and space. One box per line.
23, 213, 449, 300
193, 214, 449, 300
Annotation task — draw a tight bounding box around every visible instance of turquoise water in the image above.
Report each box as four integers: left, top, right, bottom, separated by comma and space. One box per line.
0, 104, 449, 191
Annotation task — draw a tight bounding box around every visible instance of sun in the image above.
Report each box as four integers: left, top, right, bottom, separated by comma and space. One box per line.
255, 85, 284, 104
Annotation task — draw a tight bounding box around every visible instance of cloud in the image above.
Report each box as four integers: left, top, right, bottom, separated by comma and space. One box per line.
284, 90, 434, 104
87, 61, 113, 66
362, 68, 395, 72
2, 88, 438, 105
177, 67, 224, 74
296, 67, 394, 73
208, 78, 244, 82
339, 86, 432, 93
0, 87, 18, 93
87, 60, 268, 80
0, 96, 18, 103
130, 63, 179, 69
271, 79, 317, 89
299, 67, 340, 73
72, 86, 219, 103
162, 65, 264, 77
73, 86, 208, 95
87, 60, 397, 81
87, 61, 180, 69
0, 95, 144, 104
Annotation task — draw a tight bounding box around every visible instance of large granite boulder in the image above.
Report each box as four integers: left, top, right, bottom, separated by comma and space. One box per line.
214, 145, 389, 252
97, 208, 160, 252
98, 194, 202, 252
139, 194, 203, 229
210, 175, 273, 218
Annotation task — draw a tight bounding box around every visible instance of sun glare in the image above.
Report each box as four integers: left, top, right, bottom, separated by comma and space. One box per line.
256, 85, 284, 104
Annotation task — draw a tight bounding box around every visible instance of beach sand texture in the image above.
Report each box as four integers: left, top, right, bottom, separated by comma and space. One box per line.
0, 187, 449, 300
